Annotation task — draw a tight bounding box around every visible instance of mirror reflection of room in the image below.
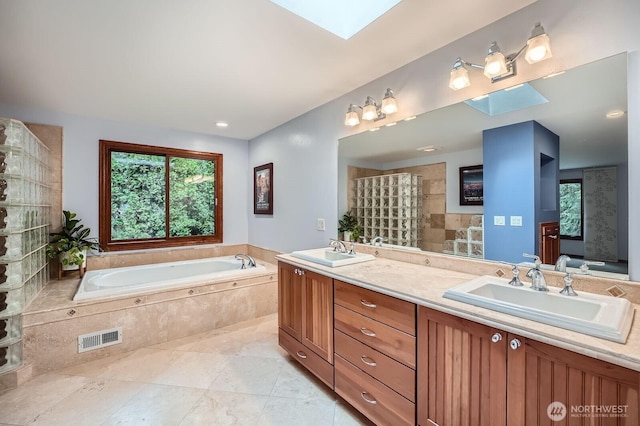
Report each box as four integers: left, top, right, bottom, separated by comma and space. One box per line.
339, 53, 628, 279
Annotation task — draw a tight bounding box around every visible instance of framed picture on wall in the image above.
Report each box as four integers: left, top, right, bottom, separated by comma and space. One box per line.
459, 165, 483, 206
254, 162, 273, 214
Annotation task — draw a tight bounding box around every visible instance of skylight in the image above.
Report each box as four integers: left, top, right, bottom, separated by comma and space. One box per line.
464, 83, 548, 116
270, 0, 402, 40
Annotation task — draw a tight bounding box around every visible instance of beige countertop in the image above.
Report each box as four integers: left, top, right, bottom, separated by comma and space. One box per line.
277, 253, 640, 372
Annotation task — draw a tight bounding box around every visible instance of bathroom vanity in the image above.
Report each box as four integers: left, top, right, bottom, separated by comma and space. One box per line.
276, 250, 640, 426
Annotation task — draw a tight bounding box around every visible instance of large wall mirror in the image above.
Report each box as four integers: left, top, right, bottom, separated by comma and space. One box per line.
338, 53, 629, 280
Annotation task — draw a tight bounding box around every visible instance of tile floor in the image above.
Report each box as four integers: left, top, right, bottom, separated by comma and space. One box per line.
0, 314, 373, 426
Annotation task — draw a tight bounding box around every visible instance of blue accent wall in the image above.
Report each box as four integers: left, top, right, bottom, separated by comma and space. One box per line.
483, 121, 559, 264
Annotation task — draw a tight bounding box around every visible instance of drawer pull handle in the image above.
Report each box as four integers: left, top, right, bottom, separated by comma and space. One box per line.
296, 350, 307, 359
360, 327, 376, 338
360, 355, 377, 367
360, 299, 377, 309
360, 392, 377, 405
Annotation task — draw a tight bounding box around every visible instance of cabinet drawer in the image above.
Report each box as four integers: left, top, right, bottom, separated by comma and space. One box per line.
334, 280, 415, 335
335, 330, 415, 402
335, 355, 415, 426
335, 305, 416, 368
278, 328, 334, 389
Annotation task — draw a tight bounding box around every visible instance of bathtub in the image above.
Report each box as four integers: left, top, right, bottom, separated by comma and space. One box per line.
73, 256, 267, 301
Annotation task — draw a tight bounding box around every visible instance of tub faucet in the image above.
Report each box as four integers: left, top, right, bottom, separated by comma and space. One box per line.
235, 254, 256, 269
523, 253, 548, 292
370, 236, 386, 246
554, 255, 572, 272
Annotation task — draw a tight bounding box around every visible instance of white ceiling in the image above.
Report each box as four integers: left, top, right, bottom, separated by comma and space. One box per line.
339, 53, 628, 170
0, 0, 537, 140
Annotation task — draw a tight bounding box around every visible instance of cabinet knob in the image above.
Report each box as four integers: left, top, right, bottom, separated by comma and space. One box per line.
491, 333, 503, 343
360, 355, 377, 367
510, 338, 522, 350
360, 299, 377, 309
296, 350, 307, 359
360, 327, 377, 338
360, 391, 377, 405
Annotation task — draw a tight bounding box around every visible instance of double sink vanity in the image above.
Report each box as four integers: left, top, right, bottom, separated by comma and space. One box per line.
277, 245, 639, 425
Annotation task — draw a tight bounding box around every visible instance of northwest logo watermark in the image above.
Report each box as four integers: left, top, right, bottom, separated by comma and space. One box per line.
547, 401, 629, 421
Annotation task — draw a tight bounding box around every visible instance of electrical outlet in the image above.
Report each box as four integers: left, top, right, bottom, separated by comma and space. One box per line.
494, 216, 506, 226
316, 218, 325, 231
510, 216, 523, 227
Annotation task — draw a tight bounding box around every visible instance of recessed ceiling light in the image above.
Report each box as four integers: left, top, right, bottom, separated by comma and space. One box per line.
369, 127, 380, 132
606, 110, 625, 119
416, 145, 437, 152
216, 121, 229, 128
404, 116, 417, 121
385, 122, 397, 127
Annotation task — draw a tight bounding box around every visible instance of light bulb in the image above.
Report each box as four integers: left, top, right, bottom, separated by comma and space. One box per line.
362, 104, 377, 121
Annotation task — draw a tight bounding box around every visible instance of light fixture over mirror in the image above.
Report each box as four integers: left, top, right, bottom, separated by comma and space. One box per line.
344, 88, 398, 126
449, 23, 552, 90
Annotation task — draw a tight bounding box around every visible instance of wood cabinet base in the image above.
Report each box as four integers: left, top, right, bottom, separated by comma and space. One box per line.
279, 328, 334, 389
335, 355, 415, 426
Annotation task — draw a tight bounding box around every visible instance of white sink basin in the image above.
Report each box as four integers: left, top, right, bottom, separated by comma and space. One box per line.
290, 248, 375, 267
443, 276, 635, 343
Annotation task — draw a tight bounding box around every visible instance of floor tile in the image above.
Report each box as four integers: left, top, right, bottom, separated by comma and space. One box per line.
151, 351, 230, 389
0, 373, 89, 424
271, 360, 336, 402
102, 383, 205, 425
257, 396, 336, 426
179, 390, 268, 426
97, 348, 182, 383
208, 355, 284, 396
26, 378, 144, 425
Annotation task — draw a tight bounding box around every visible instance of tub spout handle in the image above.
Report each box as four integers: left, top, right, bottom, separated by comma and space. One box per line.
235, 253, 256, 269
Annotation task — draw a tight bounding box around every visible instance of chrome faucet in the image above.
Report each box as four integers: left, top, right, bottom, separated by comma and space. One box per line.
559, 272, 578, 296
370, 236, 387, 246
523, 253, 548, 292
330, 238, 348, 253
579, 260, 605, 275
500, 262, 523, 286
554, 254, 572, 272
234, 253, 256, 269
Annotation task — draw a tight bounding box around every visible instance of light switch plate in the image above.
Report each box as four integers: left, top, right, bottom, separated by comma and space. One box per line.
510, 216, 523, 227
316, 218, 326, 231
494, 216, 506, 226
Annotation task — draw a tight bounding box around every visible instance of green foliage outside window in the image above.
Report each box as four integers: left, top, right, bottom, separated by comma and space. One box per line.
110, 152, 215, 241
559, 181, 582, 238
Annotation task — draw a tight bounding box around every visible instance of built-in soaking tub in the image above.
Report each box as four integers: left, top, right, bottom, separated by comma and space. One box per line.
73, 256, 267, 301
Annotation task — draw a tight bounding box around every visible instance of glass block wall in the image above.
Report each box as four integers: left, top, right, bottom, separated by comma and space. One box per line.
0, 118, 51, 374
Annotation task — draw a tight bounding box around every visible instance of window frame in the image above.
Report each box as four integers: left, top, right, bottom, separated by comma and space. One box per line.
559, 178, 583, 241
99, 140, 223, 251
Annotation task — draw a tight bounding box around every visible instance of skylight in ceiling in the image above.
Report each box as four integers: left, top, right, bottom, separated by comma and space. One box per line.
270, 0, 402, 40
464, 83, 548, 116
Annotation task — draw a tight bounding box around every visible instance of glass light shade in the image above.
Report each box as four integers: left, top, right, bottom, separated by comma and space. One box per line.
525, 33, 552, 63
381, 96, 398, 114
484, 51, 508, 78
362, 103, 378, 121
449, 66, 470, 90
381, 89, 398, 114
345, 110, 360, 126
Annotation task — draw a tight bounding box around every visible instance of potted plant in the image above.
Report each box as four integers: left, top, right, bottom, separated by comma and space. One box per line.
46, 210, 101, 270
338, 211, 362, 242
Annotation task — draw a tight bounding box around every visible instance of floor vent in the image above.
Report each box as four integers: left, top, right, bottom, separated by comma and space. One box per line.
78, 327, 123, 353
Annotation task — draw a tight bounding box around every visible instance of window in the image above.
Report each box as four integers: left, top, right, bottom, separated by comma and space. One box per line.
559, 179, 583, 240
99, 140, 223, 251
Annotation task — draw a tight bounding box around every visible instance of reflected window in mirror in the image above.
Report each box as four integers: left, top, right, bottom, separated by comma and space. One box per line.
560, 179, 583, 240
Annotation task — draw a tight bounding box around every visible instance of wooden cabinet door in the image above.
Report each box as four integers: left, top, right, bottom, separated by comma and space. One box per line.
417, 306, 508, 426
507, 333, 640, 425
278, 261, 302, 341
539, 221, 560, 265
301, 270, 334, 363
